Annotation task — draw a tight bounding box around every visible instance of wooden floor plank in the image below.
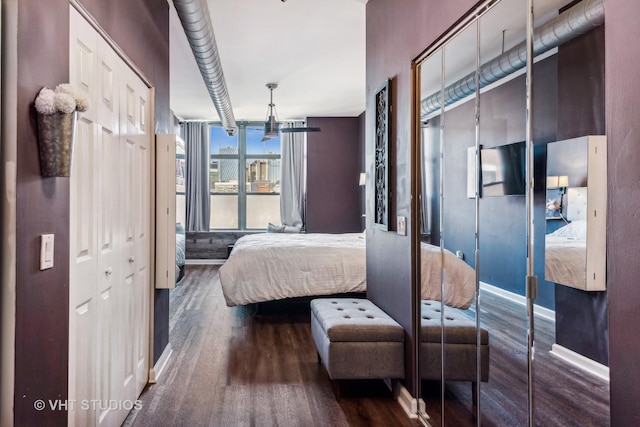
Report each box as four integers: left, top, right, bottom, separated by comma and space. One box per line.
124, 265, 609, 426
123, 265, 419, 427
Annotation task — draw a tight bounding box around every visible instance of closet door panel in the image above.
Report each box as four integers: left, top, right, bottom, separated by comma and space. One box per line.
69, 9, 99, 426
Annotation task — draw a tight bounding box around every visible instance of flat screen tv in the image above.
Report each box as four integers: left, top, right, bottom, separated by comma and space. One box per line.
480, 141, 526, 196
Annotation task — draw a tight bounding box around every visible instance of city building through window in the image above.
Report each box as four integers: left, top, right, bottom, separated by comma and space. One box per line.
209, 123, 281, 229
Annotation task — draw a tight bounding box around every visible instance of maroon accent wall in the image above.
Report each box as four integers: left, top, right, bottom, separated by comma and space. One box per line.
13, 1, 170, 425
606, 0, 640, 425
306, 117, 362, 233
366, 0, 478, 395
15, 1, 71, 424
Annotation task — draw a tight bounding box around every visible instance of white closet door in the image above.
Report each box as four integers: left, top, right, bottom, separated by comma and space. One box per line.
94, 34, 122, 427
69, 7, 151, 427
118, 63, 151, 402
69, 10, 99, 427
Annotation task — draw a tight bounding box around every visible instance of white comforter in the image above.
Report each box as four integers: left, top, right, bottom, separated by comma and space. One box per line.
420, 243, 476, 309
219, 233, 476, 308
219, 233, 366, 306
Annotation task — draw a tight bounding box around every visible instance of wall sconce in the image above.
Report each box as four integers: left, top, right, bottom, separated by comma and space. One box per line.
359, 172, 366, 186
547, 175, 569, 216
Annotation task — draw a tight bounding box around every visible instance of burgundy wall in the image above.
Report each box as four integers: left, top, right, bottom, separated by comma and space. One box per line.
606, 0, 640, 425
13, 1, 170, 425
306, 117, 362, 233
366, 0, 478, 395
15, 1, 71, 425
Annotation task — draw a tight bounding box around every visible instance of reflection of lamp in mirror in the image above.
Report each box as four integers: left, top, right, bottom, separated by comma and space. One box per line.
547, 175, 569, 216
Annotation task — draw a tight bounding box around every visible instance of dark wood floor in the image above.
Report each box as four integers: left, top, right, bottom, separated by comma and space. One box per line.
124, 265, 609, 426
421, 290, 610, 426
123, 265, 420, 427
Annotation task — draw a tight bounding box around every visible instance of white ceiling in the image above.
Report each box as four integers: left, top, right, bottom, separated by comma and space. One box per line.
169, 0, 368, 122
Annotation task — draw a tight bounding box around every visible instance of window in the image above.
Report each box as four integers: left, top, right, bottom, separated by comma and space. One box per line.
209, 123, 281, 230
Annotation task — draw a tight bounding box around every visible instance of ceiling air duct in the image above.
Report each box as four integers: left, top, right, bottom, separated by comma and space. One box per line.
173, 0, 237, 135
421, 0, 604, 118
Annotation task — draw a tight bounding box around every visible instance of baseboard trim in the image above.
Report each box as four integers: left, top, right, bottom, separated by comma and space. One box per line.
185, 259, 225, 265
396, 383, 422, 419
148, 344, 172, 384
550, 344, 609, 382
480, 282, 555, 322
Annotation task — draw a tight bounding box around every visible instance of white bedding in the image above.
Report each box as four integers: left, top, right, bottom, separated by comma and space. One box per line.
544, 220, 587, 288
420, 243, 476, 309
545, 235, 586, 288
219, 233, 366, 306
219, 232, 476, 309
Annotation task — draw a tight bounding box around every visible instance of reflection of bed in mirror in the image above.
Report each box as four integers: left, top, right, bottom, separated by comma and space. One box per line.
219, 232, 476, 308
420, 243, 476, 309
545, 187, 587, 289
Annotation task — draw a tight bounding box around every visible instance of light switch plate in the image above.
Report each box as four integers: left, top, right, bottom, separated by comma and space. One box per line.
40, 234, 54, 270
397, 216, 407, 236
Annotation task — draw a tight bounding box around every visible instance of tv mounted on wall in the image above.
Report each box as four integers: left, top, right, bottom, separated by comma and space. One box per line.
480, 141, 526, 196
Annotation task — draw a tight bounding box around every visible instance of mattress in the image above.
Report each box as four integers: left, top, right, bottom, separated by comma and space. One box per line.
219, 232, 476, 309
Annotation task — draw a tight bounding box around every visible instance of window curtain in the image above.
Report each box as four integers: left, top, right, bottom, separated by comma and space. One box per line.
280, 122, 306, 228
182, 122, 210, 231
421, 126, 434, 235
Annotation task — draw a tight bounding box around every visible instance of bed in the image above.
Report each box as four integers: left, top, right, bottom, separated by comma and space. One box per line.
544, 187, 588, 288
545, 220, 587, 288
176, 223, 186, 283
218, 232, 475, 308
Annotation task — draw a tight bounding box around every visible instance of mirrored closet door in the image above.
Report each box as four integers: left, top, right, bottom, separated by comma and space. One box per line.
413, 0, 609, 425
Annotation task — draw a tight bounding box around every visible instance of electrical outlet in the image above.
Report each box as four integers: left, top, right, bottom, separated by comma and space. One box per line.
397, 216, 407, 236
456, 250, 464, 260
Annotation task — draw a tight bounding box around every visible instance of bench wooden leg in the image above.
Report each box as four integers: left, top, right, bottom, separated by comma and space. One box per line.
391, 379, 398, 400
471, 381, 478, 406
331, 379, 341, 401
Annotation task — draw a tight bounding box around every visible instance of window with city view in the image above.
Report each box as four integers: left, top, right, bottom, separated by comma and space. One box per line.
209, 123, 281, 229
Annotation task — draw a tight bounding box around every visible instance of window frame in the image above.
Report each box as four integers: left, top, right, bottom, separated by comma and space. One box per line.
209, 121, 281, 231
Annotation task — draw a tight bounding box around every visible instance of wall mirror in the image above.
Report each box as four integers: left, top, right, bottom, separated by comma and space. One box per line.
545, 135, 607, 291
414, 0, 609, 425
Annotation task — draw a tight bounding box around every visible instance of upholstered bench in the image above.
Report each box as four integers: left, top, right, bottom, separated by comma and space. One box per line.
420, 300, 489, 404
310, 298, 405, 399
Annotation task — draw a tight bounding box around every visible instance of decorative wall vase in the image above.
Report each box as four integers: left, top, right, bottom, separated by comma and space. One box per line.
37, 111, 77, 177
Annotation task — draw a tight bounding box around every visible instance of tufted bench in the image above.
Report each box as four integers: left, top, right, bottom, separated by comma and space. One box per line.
310, 298, 405, 399
420, 300, 489, 404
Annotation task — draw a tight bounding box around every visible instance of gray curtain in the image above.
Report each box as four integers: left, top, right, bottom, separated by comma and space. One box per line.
182, 122, 210, 231
280, 122, 306, 228
421, 126, 433, 235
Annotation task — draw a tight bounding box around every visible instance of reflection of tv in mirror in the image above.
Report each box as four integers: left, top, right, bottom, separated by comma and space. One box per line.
480, 141, 526, 196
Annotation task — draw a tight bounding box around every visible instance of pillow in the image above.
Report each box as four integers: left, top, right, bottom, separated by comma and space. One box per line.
283, 225, 301, 233
267, 222, 286, 233
549, 220, 587, 239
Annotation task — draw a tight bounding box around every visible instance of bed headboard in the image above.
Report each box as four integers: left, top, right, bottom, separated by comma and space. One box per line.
566, 186, 587, 221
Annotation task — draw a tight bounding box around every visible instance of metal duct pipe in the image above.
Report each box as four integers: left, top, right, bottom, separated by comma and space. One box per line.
173, 0, 237, 135
421, 0, 604, 118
